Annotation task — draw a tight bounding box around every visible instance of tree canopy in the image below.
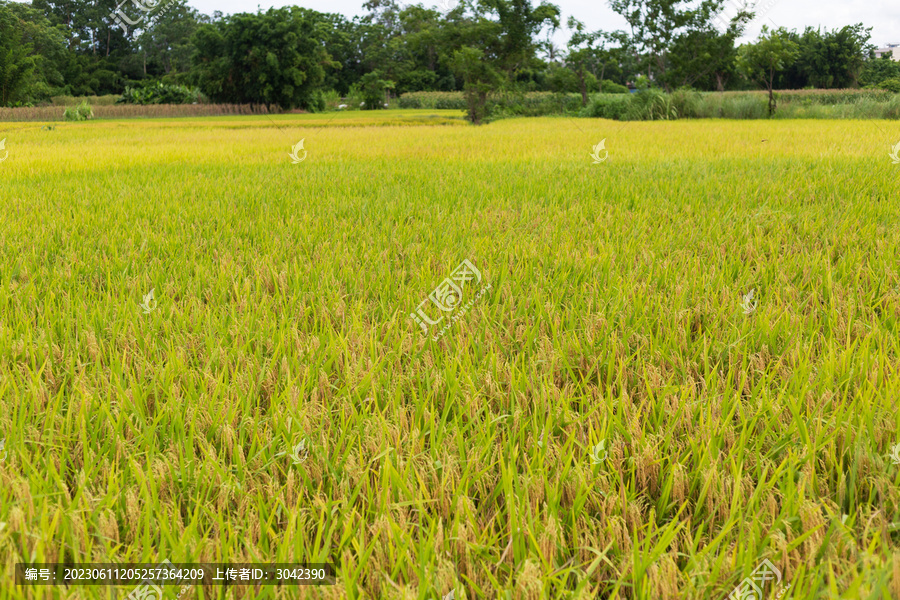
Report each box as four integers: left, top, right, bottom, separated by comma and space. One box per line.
0, 0, 893, 112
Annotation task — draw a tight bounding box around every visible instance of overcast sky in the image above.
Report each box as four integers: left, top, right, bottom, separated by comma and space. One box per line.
187, 0, 900, 49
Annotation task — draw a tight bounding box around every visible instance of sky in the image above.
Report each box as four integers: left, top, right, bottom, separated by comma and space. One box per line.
186, 0, 900, 49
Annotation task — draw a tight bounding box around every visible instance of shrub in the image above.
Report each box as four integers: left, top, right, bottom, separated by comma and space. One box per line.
345, 84, 366, 110
877, 78, 900, 93
623, 87, 677, 120
306, 90, 325, 113
581, 94, 630, 119
544, 65, 581, 94
397, 94, 422, 109
63, 100, 93, 121
322, 90, 343, 111
600, 80, 630, 94
117, 82, 200, 105
359, 71, 394, 110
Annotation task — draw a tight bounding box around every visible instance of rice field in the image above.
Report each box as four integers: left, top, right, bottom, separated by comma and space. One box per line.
2, 111, 900, 599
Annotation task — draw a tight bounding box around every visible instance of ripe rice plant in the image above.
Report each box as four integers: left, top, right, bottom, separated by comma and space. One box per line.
1, 113, 900, 599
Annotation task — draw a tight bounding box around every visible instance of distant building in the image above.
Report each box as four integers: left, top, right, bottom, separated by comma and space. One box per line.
874, 43, 900, 61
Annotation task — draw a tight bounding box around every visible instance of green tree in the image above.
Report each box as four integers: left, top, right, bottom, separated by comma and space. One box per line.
0, 9, 36, 105
737, 26, 800, 115
37, 0, 125, 58
545, 63, 596, 97
666, 5, 751, 91
608, 0, 724, 87
565, 19, 622, 105
783, 25, 870, 89
33, 0, 105, 53
135, 0, 202, 78
860, 51, 900, 87
395, 5, 449, 93
311, 12, 361, 95
191, 7, 336, 110
474, 0, 561, 77
358, 1, 465, 94
359, 0, 411, 85
450, 46, 505, 124
0, 1, 67, 105
359, 70, 395, 109
33, 0, 136, 94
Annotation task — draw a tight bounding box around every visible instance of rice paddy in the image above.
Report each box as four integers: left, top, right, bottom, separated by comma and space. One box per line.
2, 111, 900, 599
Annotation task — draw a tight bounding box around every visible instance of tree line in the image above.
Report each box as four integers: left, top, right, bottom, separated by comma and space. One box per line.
1, 0, 898, 114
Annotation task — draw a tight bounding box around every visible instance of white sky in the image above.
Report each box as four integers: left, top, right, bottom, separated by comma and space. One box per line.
190, 0, 900, 48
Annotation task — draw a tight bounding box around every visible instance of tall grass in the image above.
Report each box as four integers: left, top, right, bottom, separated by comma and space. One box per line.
0, 103, 281, 122
582, 89, 900, 120
398, 90, 583, 115
398, 91, 470, 109
398, 89, 900, 121
51, 94, 121, 106
719, 88, 897, 104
